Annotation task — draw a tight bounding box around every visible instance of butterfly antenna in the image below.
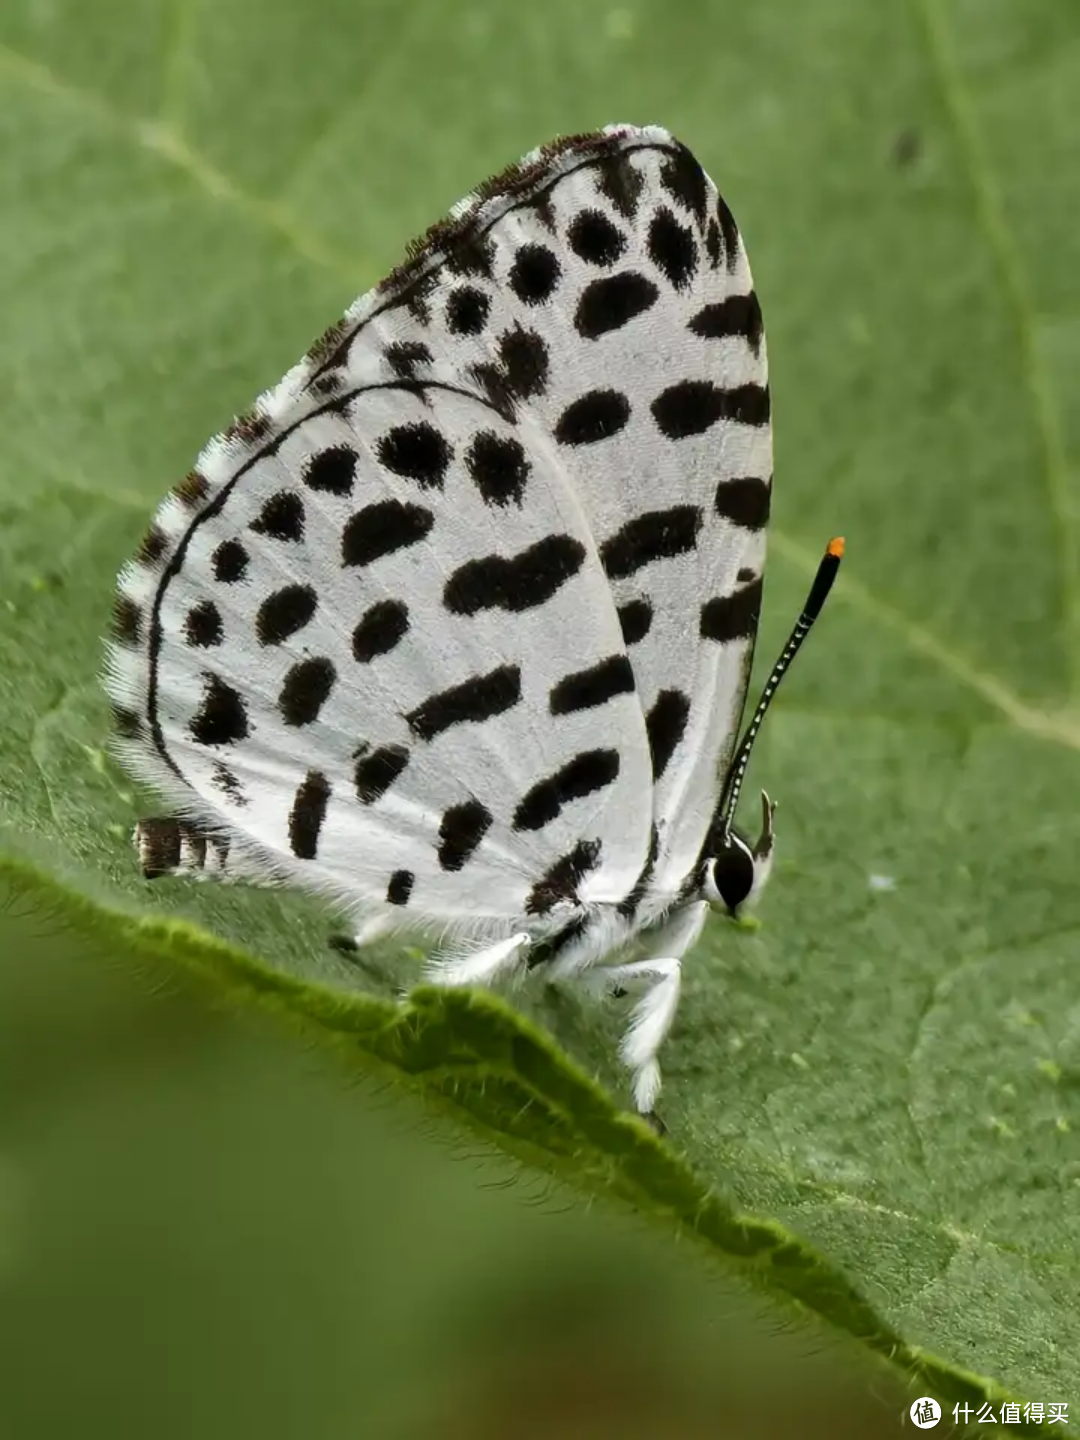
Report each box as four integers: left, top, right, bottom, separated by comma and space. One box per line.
718, 537, 844, 835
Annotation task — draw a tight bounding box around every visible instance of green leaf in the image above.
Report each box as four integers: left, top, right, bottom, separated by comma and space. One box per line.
1, 0, 1076, 1424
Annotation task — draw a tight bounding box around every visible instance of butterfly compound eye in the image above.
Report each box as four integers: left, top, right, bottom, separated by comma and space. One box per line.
709, 838, 755, 914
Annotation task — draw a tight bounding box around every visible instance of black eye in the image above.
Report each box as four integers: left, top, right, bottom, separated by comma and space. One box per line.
711, 841, 754, 912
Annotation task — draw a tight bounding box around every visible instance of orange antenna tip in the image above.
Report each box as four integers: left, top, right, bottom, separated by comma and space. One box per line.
827, 536, 845, 559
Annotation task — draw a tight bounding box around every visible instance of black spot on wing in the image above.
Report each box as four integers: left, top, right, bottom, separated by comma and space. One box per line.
600, 506, 702, 580
469, 327, 550, 415
465, 431, 530, 507
498, 326, 550, 398
513, 751, 620, 832
250, 491, 305, 541
289, 770, 330, 859
648, 207, 697, 290
384, 342, 433, 380
402, 272, 438, 324
660, 143, 709, 225
509, 243, 561, 305
354, 743, 409, 803
342, 500, 434, 567
575, 273, 658, 340
617, 598, 653, 645
376, 421, 452, 489
189, 673, 249, 745
715, 477, 770, 531
688, 293, 764, 355
184, 600, 223, 648
304, 446, 357, 495
352, 600, 409, 662
468, 362, 517, 419
445, 234, 495, 279
525, 839, 602, 915
445, 285, 490, 336
212, 538, 249, 583
566, 208, 626, 266
530, 194, 558, 232
549, 654, 634, 715
555, 389, 631, 445
312, 371, 344, 398
444, 535, 585, 615
715, 195, 741, 273
278, 657, 336, 726
646, 690, 691, 780
700, 579, 763, 642
594, 151, 645, 219
386, 869, 414, 905
705, 219, 721, 268
257, 584, 318, 645
212, 761, 246, 807
437, 799, 493, 870
651, 380, 770, 439
406, 664, 521, 741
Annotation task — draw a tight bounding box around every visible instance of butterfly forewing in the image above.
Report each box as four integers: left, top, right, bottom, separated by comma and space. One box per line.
311, 125, 771, 902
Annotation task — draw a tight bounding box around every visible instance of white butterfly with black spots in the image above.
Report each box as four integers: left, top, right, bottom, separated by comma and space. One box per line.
104, 123, 842, 1127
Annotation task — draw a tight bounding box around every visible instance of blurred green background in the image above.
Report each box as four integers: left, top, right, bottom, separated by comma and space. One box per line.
1, 883, 905, 1438
2, 0, 1076, 1434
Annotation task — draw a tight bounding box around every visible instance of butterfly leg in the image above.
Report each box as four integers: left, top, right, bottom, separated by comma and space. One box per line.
335, 913, 396, 950
596, 900, 708, 1118
422, 931, 531, 989
328, 912, 397, 956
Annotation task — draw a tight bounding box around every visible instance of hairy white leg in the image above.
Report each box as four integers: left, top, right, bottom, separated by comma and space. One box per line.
350, 913, 396, 947
600, 957, 681, 1114
422, 931, 531, 988
598, 901, 708, 1115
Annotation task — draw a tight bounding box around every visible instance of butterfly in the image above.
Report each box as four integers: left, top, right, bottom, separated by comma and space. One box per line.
104, 124, 841, 1126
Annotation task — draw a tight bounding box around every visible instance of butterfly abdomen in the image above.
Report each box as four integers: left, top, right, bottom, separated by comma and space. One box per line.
134, 815, 230, 880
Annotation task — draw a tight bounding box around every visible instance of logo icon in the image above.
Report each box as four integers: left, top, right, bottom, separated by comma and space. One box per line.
910, 1397, 941, 1428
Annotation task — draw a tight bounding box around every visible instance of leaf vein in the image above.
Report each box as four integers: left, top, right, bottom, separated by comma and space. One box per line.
0, 41, 367, 287
913, 0, 1080, 693
772, 529, 1080, 753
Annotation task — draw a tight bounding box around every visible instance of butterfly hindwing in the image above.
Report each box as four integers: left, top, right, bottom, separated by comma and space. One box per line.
109, 372, 655, 928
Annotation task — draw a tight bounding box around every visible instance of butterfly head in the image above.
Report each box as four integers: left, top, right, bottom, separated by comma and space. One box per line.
703, 791, 776, 919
